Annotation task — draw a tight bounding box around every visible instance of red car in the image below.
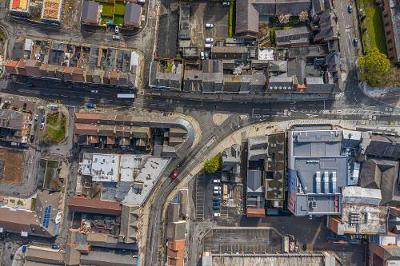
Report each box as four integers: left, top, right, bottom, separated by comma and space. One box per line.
169, 170, 178, 180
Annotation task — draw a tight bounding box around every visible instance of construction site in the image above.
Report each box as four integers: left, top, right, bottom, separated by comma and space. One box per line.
0, 148, 25, 185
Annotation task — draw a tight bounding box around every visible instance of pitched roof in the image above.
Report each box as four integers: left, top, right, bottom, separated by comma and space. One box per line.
81, 0, 99, 25
247, 169, 262, 192
68, 197, 121, 216
124, 2, 142, 27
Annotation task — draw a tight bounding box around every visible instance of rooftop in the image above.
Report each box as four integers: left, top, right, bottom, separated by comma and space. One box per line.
68, 196, 122, 216
122, 157, 169, 206
328, 204, 388, 235
288, 129, 351, 216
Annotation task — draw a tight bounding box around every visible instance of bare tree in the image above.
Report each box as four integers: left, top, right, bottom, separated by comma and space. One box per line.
299, 10, 309, 22
278, 14, 290, 24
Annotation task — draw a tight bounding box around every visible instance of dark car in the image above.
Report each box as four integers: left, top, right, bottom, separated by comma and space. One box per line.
353, 38, 359, 48
347, 5, 353, 13
85, 102, 96, 109
212, 205, 220, 210
169, 170, 178, 180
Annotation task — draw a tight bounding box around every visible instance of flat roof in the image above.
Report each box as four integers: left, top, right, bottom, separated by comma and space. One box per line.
41, 0, 63, 21
122, 157, 169, 206
80, 153, 146, 183
10, 0, 30, 11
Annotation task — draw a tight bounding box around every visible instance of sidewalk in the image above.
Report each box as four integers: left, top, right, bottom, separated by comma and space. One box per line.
361, 82, 400, 108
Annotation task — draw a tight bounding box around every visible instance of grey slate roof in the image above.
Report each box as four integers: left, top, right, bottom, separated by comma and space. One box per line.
247, 169, 263, 193
124, 2, 142, 28
81, 0, 99, 25
275, 26, 311, 46
236, 0, 311, 36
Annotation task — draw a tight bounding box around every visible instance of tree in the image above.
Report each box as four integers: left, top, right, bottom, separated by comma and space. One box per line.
204, 155, 221, 174
278, 14, 290, 24
299, 11, 309, 22
358, 48, 391, 87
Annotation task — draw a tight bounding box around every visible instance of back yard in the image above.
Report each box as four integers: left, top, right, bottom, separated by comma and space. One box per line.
359, 0, 387, 54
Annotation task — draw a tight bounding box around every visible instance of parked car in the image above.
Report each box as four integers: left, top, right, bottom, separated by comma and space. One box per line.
353, 38, 359, 48
213, 190, 221, 196
112, 35, 120, 41
222, 1, 230, 6
213, 179, 221, 184
85, 102, 96, 109
214, 212, 221, 217
169, 170, 178, 180
212, 205, 220, 210
205, 23, 214, 28
200, 51, 205, 60
205, 38, 214, 43
213, 201, 220, 207
205, 43, 213, 48
213, 186, 221, 191
114, 25, 120, 34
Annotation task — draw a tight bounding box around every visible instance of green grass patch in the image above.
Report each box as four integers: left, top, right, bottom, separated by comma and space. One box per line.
228, 0, 235, 37
115, 3, 125, 16
360, 0, 387, 54
44, 112, 66, 143
114, 15, 124, 26
165, 62, 174, 73
101, 3, 114, 17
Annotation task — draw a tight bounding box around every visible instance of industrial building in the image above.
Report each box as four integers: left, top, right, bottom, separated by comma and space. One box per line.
288, 128, 361, 216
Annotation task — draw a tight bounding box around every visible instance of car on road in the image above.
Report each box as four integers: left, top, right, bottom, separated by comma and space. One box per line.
114, 26, 120, 34
205, 23, 214, 28
347, 4, 353, 13
169, 170, 178, 180
91, 90, 99, 93
85, 102, 96, 109
205, 38, 214, 43
353, 38, 358, 48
